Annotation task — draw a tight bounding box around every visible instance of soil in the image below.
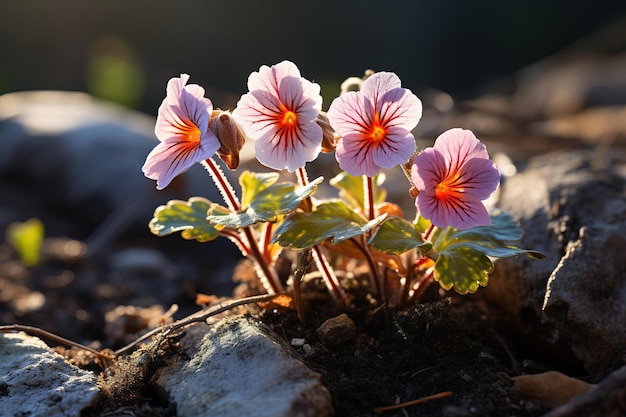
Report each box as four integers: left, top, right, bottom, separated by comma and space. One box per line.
1, 237, 580, 417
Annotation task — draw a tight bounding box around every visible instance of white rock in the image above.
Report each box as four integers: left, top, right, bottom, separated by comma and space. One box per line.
0, 332, 99, 417
155, 316, 334, 417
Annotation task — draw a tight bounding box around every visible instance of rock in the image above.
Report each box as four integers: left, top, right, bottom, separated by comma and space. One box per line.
155, 316, 334, 417
317, 313, 358, 347
0, 90, 242, 296
484, 150, 626, 374
0, 90, 225, 239
0, 332, 99, 417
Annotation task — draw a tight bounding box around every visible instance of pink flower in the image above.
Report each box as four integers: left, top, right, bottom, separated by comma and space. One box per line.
232, 60, 323, 172
326, 72, 422, 177
410, 128, 500, 229
142, 74, 220, 189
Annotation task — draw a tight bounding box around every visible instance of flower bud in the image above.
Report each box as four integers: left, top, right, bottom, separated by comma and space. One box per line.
209, 110, 246, 170
316, 111, 339, 153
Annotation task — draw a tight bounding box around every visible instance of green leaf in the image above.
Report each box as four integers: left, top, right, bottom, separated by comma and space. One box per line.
434, 246, 493, 294
149, 197, 225, 243
208, 177, 323, 228
368, 217, 432, 255
414, 215, 431, 234
430, 210, 545, 294
240, 170, 280, 209
329, 172, 386, 211
272, 200, 386, 249
6, 218, 45, 267
431, 210, 545, 259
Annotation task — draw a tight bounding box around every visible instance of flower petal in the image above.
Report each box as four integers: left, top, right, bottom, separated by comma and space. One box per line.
360, 72, 402, 103
417, 192, 492, 229
378, 87, 422, 131
434, 128, 489, 171
411, 148, 446, 191
335, 133, 382, 177
254, 120, 322, 172
233, 61, 323, 172
247, 60, 301, 94
456, 157, 501, 201
326, 91, 371, 138
142, 134, 220, 190
370, 126, 416, 169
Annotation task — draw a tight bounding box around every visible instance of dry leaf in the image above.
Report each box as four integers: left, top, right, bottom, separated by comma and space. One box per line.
511, 371, 594, 408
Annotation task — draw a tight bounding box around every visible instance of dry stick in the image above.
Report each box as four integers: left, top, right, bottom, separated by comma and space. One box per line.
372, 391, 453, 413
1, 294, 285, 360
115, 292, 283, 356
293, 248, 314, 324
0, 324, 114, 360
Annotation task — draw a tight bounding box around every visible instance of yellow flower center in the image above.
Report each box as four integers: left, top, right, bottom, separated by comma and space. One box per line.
435, 173, 464, 202
282, 110, 297, 126
369, 114, 385, 142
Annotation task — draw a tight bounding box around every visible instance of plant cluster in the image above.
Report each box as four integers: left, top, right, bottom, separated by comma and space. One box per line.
143, 60, 542, 307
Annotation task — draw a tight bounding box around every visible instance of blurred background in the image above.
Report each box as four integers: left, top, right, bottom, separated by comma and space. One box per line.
1, 0, 626, 344
1, 0, 625, 113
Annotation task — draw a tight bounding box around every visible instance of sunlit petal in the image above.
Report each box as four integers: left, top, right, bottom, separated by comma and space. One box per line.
335, 133, 382, 177
142, 134, 219, 189
370, 126, 416, 169
144, 74, 219, 189
411, 128, 499, 229
327, 71, 421, 177
233, 60, 323, 172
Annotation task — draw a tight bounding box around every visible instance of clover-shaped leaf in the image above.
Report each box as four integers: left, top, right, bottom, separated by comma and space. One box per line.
368, 217, 432, 255
434, 246, 492, 294
430, 210, 545, 294
239, 170, 280, 209
330, 172, 386, 212
272, 200, 386, 249
149, 197, 225, 243
208, 176, 323, 228
431, 210, 545, 260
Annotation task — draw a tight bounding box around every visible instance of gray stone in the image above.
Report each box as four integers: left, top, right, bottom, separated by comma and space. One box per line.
0, 90, 241, 296
484, 150, 626, 374
0, 90, 225, 239
155, 316, 334, 417
0, 332, 99, 417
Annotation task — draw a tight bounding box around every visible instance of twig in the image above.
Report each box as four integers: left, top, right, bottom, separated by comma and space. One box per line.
0, 324, 115, 360
293, 248, 313, 324
1, 293, 286, 361
114, 292, 283, 356
372, 391, 453, 413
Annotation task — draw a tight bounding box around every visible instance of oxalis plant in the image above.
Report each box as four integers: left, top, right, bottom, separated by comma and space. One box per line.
143, 60, 543, 309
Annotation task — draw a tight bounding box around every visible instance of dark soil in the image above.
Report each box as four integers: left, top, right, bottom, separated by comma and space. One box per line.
0, 237, 573, 417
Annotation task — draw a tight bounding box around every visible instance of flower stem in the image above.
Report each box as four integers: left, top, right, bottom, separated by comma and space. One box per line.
201, 157, 240, 211
350, 236, 382, 301
363, 175, 376, 220
202, 157, 281, 294
423, 223, 436, 241
312, 245, 345, 302
243, 227, 283, 294
295, 165, 345, 302
411, 270, 434, 302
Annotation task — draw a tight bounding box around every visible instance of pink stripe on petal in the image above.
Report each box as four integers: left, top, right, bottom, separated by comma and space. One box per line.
361, 72, 402, 104
457, 158, 501, 201
411, 148, 447, 190
435, 128, 489, 169
370, 127, 415, 169
378, 89, 422, 131
143, 135, 219, 189
327, 92, 371, 137
335, 133, 381, 177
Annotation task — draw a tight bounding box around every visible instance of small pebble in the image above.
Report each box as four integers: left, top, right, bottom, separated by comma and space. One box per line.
316, 313, 357, 347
